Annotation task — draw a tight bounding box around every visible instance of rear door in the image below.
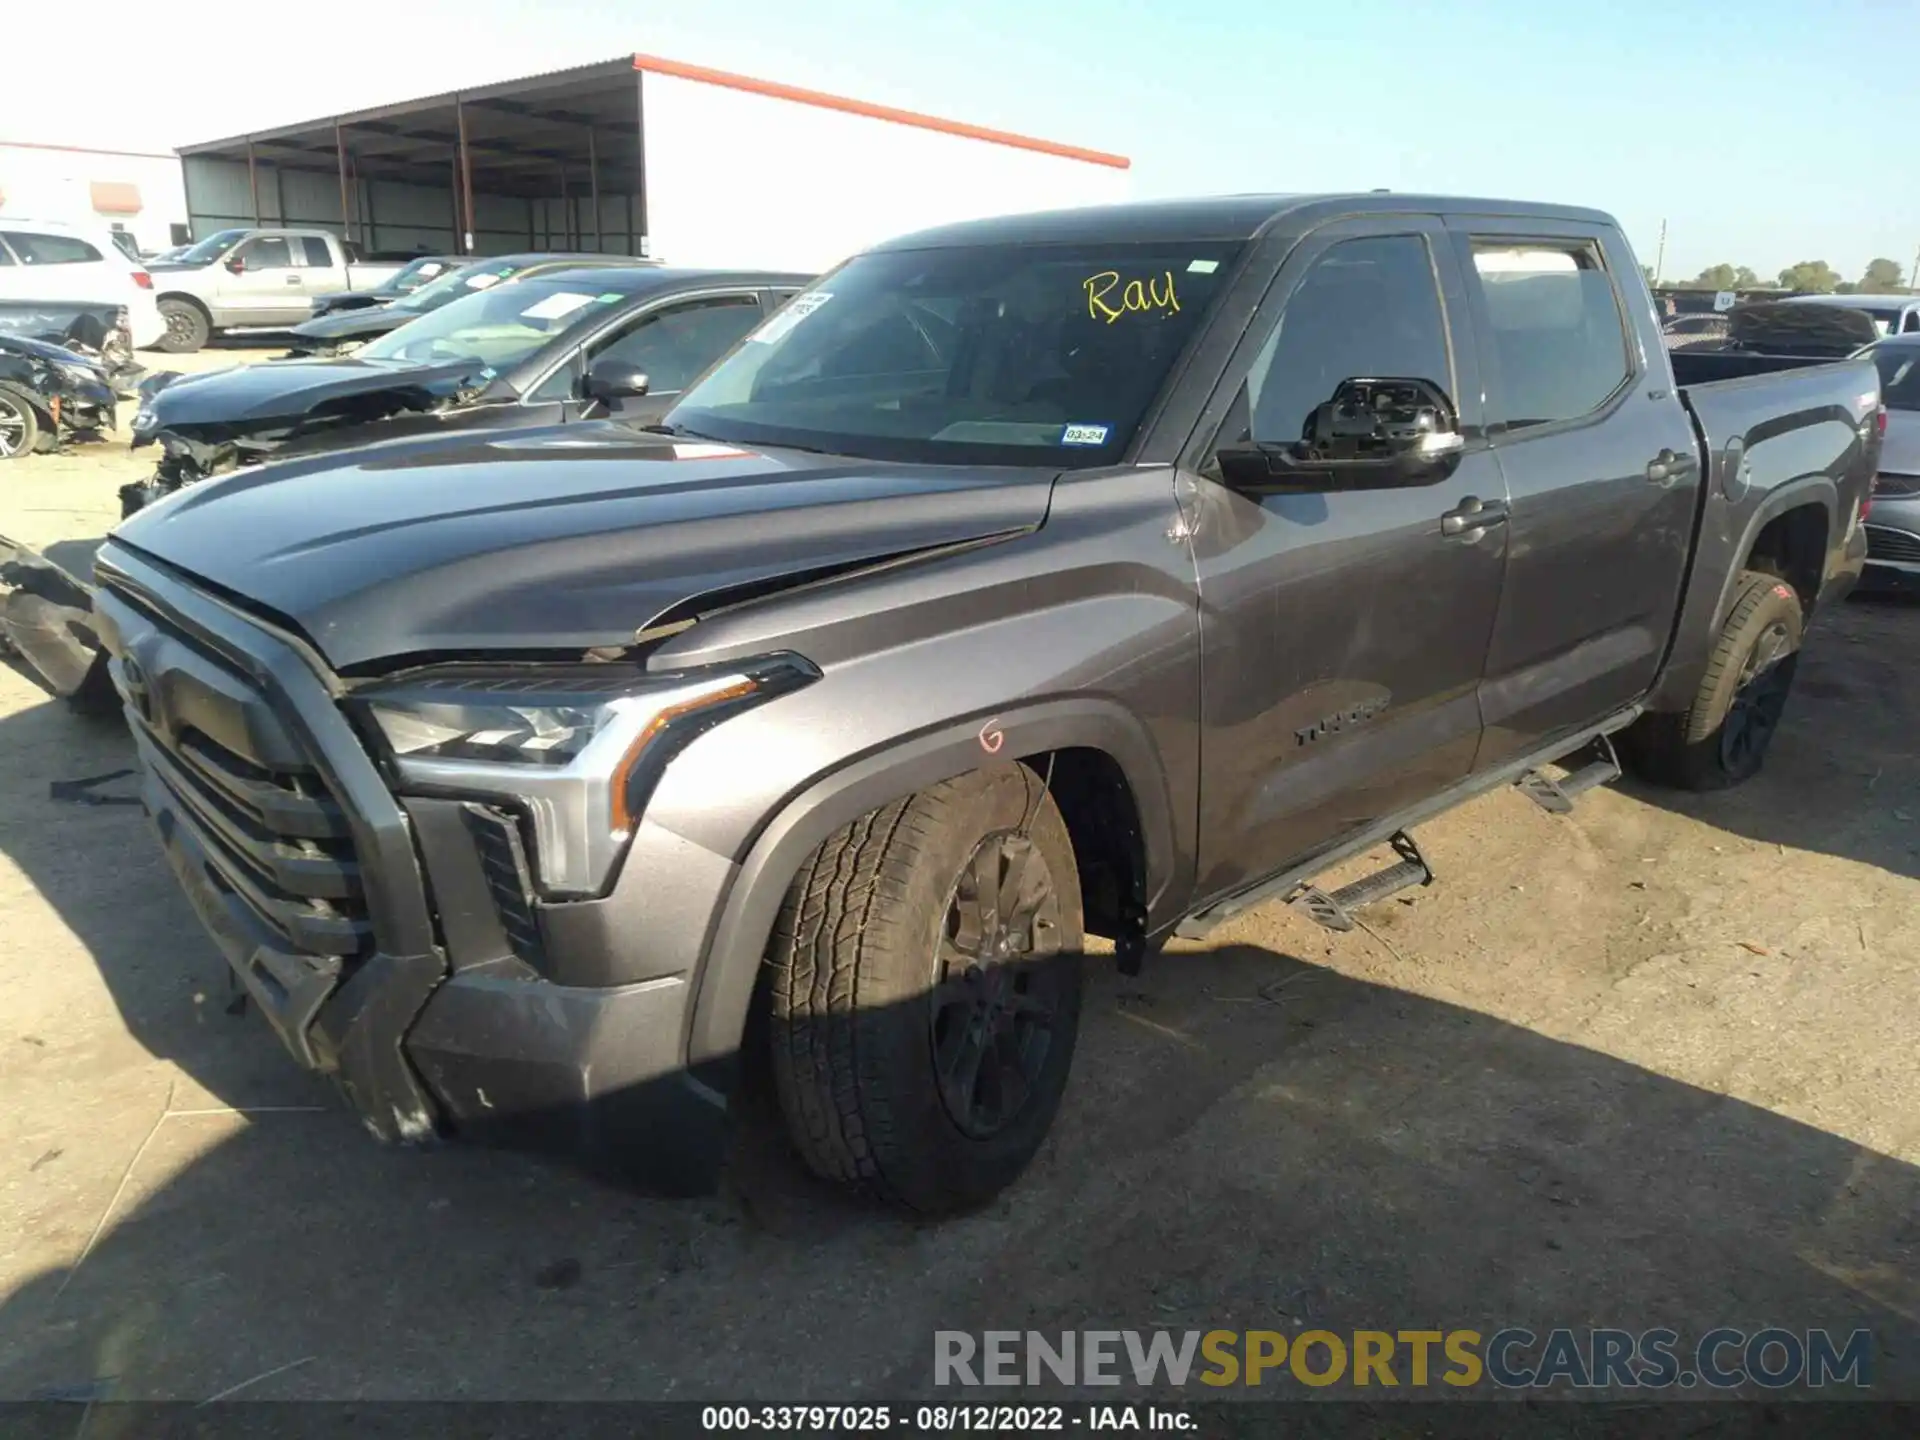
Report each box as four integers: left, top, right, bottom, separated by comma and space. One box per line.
1445, 220, 1700, 769
1186, 218, 1510, 900
290, 235, 348, 302
219, 234, 305, 325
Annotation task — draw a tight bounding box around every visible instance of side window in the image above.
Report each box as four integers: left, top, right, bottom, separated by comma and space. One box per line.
1, 231, 104, 265
238, 237, 294, 269
296, 237, 334, 267
590, 295, 764, 394
1243, 234, 1452, 445
1468, 240, 1630, 429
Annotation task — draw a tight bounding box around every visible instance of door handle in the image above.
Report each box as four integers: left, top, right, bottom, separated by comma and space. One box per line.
285, 275, 302, 285
1440, 495, 1509, 537
1646, 448, 1698, 483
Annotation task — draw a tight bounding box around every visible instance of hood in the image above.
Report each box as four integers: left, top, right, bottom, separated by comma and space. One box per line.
144, 260, 209, 273
0, 333, 97, 368
1883, 410, 1920, 477
108, 424, 1056, 671
290, 306, 410, 343
142, 354, 485, 430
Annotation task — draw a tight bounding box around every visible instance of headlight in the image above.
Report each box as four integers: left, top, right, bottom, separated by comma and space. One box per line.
132, 408, 155, 432
351, 655, 816, 896
56, 358, 104, 386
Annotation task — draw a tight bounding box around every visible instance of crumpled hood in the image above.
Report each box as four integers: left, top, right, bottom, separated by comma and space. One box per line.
289, 306, 410, 343
141, 354, 483, 430
107, 422, 1057, 671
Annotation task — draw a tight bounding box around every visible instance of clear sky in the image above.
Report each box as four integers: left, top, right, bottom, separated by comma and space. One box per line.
5, 0, 1914, 284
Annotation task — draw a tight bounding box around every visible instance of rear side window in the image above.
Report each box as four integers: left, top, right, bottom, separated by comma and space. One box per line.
2, 231, 104, 265
1469, 241, 1630, 429
298, 237, 333, 267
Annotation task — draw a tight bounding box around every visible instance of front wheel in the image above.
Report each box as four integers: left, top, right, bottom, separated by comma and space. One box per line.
0, 384, 40, 459
767, 766, 1084, 1214
1621, 569, 1804, 790
155, 298, 209, 354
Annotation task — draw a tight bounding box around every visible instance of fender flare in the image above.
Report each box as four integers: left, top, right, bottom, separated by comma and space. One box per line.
682, 696, 1180, 1070
1712, 474, 1837, 629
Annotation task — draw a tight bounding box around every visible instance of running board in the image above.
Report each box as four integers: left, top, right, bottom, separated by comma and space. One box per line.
1173, 709, 1641, 940
1286, 830, 1433, 933
1514, 733, 1621, 815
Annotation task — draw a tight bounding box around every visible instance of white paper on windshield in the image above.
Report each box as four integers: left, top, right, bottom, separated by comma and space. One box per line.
748, 291, 833, 345
465, 273, 503, 291
520, 291, 596, 321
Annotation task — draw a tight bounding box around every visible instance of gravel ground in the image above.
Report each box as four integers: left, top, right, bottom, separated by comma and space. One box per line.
0, 379, 1916, 1409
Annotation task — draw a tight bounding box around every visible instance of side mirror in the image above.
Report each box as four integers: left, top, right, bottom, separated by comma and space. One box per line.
1216, 377, 1463, 494
582, 358, 650, 403
224, 255, 246, 274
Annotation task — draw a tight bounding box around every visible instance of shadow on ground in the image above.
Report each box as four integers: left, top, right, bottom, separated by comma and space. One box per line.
1617, 592, 1920, 881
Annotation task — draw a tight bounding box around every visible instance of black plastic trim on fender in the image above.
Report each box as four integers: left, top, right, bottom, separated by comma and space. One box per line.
681, 697, 1179, 1072
1647, 474, 1838, 715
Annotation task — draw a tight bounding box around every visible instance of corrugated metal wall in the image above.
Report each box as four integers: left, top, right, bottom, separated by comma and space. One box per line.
182, 156, 641, 257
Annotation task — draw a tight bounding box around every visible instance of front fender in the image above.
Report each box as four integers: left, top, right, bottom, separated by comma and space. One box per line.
680, 696, 1181, 1071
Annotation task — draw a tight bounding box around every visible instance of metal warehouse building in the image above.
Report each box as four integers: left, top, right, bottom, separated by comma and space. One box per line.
175, 54, 1131, 272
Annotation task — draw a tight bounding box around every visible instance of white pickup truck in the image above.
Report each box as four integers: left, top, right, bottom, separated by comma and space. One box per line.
146, 228, 410, 352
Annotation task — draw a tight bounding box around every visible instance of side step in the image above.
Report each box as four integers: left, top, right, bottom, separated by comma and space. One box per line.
1286, 830, 1433, 933
1514, 733, 1621, 815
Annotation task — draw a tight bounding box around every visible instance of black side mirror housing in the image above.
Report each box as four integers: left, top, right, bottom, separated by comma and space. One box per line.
224, 256, 246, 274
582, 359, 651, 404
1217, 377, 1463, 494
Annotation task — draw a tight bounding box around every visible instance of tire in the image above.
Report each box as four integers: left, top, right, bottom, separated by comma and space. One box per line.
0, 384, 41, 460
767, 766, 1084, 1214
155, 298, 209, 354
1622, 569, 1804, 791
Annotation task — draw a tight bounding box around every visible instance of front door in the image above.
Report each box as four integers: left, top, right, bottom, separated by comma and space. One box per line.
1445, 222, 1701, 770
1186, 219, 1510, 901
220, 235, 306, 326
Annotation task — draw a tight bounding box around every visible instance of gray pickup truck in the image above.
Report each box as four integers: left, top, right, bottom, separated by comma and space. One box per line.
91, 195, 1878, 1215
148, 228, 408, 352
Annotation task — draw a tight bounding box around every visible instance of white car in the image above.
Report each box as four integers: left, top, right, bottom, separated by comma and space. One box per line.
0, 219, 166, 349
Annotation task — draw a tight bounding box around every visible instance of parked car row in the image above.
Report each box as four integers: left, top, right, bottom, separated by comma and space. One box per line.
0, 191, 1889, 1220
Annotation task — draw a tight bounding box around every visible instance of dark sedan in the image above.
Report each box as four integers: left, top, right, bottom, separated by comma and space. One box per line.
126, 265, 810, 507
306, 255, 464, 320
285, 252, 651, 356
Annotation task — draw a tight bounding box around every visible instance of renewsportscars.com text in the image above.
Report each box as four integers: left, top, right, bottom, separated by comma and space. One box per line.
934, 1328, 1872, 1391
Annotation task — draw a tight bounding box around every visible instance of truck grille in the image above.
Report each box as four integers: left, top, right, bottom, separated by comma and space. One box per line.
128, 719, 371, 963
1866, 525, 1920, 566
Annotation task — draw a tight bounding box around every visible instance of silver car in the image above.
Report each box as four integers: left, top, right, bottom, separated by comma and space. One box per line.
1862, 334, 1920, 588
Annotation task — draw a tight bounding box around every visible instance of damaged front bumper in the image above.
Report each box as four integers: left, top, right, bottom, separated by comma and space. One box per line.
91, 545, 731, 1191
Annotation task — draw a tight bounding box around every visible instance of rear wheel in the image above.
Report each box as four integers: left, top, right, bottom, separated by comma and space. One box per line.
767, 766, 1084, 1214
0, 384, 41, 460
1621, 569, 1804, 790
155, 298, 209, 354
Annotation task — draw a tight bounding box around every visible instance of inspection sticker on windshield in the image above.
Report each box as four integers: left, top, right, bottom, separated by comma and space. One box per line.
596, 292, 623, 303
520, 291, 596, 322
1187, 258, 1220, 274
1061, 423, 1110, 446
748, 291, 833, 345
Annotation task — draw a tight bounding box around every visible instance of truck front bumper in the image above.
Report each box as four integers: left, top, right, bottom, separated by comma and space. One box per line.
92, 546, 731, 1192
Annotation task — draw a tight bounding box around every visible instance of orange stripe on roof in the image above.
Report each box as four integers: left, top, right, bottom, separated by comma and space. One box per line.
631, 53, 1130, 170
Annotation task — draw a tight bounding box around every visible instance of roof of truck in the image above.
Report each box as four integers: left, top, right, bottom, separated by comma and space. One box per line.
873, 194, 1618, 250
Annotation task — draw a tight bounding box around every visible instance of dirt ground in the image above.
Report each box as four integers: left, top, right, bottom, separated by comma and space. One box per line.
1, 375, 1917, 1408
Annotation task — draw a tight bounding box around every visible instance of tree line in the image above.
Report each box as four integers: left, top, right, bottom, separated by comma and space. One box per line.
1660, 258, 1912, 294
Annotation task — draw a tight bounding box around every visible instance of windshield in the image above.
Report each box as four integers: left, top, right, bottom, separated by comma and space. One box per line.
176, 229, 249, 265
386, 256, 458, 294
669, 241, 1243, 466
358, 276, 625, 368
393, 259, 528, 315
1869, 343, 1920, 410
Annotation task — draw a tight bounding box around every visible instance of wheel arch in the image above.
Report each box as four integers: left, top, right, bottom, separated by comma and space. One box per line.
683, 698, 1176, 1073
